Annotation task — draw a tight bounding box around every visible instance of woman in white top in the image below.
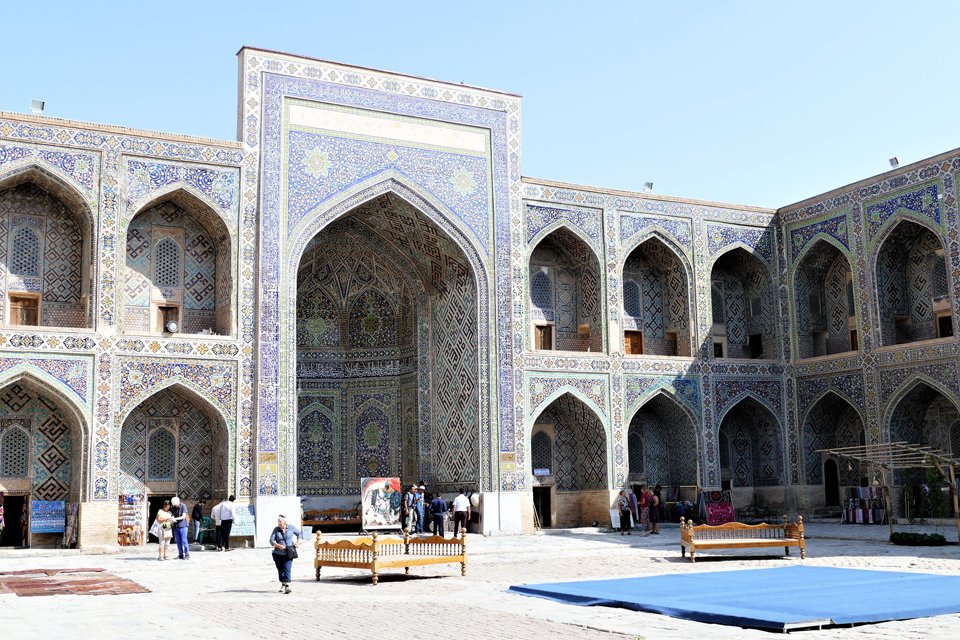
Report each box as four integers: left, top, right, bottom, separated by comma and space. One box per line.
155, 500, 174, 560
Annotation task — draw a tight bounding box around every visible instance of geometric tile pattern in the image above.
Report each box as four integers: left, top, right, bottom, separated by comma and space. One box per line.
0, 385, 73, 501
801, 392, 863, 485
717, 397, 784, 487
626, 393, 698, 485
536, 393, 607, 491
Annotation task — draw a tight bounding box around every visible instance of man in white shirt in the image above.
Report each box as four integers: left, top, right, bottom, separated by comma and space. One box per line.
211, 498, 225, 551
452, 489, 471, 537
220, 494, 236, 551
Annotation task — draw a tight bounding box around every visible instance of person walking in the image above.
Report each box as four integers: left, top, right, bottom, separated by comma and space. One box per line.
269, 514, 301, 594
429, 493, 448, 537
155, 500, 174, 560
617, 490, 632, 535
191, 499, 204, 543
170, 496, 190, 559
211, 498, 224, 550
220, 494, 236, 551
648, 487, 660, 535
452, 488, 471, 537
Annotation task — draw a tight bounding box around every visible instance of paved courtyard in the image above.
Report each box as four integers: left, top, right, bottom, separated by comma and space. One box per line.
2, 522, 960, 639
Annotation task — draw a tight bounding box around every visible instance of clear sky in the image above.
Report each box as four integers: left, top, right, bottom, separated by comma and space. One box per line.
1, 1, 957, 208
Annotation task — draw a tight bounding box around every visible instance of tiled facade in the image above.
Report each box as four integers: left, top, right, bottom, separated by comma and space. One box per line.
2, 47, 960, 545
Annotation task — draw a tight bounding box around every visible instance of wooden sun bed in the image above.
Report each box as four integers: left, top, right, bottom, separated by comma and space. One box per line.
680, 515, 805, 562
314, 529, 467, 585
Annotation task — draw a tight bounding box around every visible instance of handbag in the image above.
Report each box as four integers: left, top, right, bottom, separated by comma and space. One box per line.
286, 545, 298, 559
149, 520, 161, 538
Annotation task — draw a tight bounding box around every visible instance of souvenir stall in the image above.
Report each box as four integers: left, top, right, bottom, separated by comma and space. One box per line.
818, 441, 960, 542
118, 493, 145, 546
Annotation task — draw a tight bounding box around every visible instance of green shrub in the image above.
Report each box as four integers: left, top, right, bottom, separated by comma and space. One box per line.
889, 531, 947, 546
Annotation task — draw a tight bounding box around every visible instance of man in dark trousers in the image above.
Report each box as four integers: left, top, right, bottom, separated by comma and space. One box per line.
220, 494, 236, 550
191, 499, 205, 543
429, 493, 448, 537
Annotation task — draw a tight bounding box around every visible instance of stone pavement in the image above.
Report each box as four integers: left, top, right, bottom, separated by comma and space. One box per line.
1, 522, 960, 639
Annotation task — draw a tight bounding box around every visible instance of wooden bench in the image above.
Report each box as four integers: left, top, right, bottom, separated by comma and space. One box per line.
680, 516, 805, 563
314, 529, 467, 585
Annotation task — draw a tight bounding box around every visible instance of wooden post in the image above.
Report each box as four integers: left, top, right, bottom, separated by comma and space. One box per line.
949, 464, 960, 544
882, 466, 894, 541
371, 531, 379, 586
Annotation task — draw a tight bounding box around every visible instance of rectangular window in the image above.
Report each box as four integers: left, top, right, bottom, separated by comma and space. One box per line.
713, 338, 726, 358
747, 333, 763, 359
749, 297, 762, 318
850, 329, 859, 351
8, 294, 39, 326
808, 292, 822, 317
937, 313, 954, 339
624, 330, 644, 355
157, 305, 181, 334
534, 324, 553, 351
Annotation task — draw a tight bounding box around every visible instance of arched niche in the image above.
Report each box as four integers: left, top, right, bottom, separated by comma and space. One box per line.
0, 171, 93, 329
621, 236, 691, 357
710, 248, 776, 359
123, 190, 233, 337
626, 392, 699, 486
801, 392, 864, 508
717, 396, 785, 508
118, 386, 230, 501
875, 219, 951, 346
528, 227, 603, 353
528, 392, 609, 527
295, 193, 480, 498
793, 240, 856, 358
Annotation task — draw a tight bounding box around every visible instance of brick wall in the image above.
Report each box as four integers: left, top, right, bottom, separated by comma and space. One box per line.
78, 501, 119, 549
554, 490, 617, 527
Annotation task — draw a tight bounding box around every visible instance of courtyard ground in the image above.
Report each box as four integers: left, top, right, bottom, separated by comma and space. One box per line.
2, 522, 960, 639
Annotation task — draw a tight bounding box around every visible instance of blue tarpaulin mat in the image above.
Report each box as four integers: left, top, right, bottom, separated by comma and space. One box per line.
509, 566, 960, 631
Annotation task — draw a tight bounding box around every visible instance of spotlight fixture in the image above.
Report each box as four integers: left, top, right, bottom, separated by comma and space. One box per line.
888, 157, 900, 169
643, 181, 654, 192
30, 99, 45, 114
164, 320, 179, 334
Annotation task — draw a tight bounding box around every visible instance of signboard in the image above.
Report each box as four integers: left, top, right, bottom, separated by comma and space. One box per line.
360, 477, 402, 530
533, 468, 551, 477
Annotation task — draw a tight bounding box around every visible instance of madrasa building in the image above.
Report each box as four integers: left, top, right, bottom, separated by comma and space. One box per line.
0, 47, 958, 547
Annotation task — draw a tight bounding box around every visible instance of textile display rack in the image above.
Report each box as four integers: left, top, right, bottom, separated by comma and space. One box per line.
817, 441, 960, 542
841, 487, 886, 525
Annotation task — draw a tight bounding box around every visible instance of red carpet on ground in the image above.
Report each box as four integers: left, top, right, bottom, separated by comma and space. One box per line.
0, 568, 149, 597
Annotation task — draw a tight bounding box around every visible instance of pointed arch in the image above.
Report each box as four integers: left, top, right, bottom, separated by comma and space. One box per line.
118, 381, 233, 499
715, 391, 781, 427
528, 386, 608, 428
0, 159, 94, 229
625, 385, 699, 428
0, 370, 90, 501
284, 173, 491, 494
872, 210, 944, 253
710, 242, 772, 271
527, 219, 602, 264
883, 375, 960, 427
621, 227, 691, 270
123, 185, 234, 336
626, 389, 701, 485
717, 395, 785, 487
792, 233, 850, 268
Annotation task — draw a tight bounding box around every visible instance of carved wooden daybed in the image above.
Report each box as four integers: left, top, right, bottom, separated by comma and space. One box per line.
314, 529, 467, 585
680, 516, 805, 562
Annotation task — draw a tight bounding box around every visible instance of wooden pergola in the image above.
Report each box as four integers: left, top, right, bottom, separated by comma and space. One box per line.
817, 441, 960, 542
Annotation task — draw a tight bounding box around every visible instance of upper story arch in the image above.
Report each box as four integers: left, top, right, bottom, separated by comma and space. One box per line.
873, 218, 952, 346
123, 187, 234, 337
0, 163, 94, 330
792, 239, 857, 359
709, 247, 777, 360
527, 223, 604, 354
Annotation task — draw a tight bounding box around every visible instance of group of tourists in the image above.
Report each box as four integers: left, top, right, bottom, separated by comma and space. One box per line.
150, 494, 237, 560
401, 484, 472, 537
616, 485, 661, 535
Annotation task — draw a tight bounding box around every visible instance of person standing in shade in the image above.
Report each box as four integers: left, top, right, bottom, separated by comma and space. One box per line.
429, 493, 448, 537
415, 484, 426, 533
220, 494, 236, 550
191, 499, 204, 543
270, 514, 301, 594
617, 490, 632, 535
403, 485, 418, 533
170, 496, 190, 559
452, 488, 471, 536
648, 487, 660, 535
211, 498, 224, 551
155, 500, 174, 560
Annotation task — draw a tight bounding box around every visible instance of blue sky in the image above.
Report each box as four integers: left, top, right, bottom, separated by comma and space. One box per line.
1, 2, 956, 207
